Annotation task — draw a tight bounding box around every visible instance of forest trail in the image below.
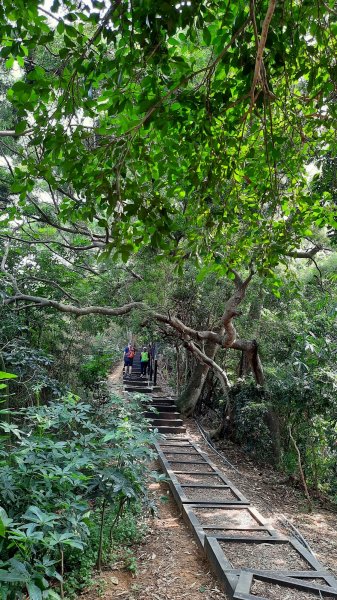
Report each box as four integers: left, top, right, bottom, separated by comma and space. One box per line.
82, 365, 337, 600
82, 476, 227, 600
107, 362, 124, 388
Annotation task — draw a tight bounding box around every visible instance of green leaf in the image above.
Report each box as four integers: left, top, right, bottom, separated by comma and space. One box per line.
57, 21, 65, 34
15, 121, 27, 135
203, 27, 211, 45
26, 583, 43, 600
0, 569, 27, 582
0, 507, 11, 536
5, 56, 14, 69
0, 371, 17, 380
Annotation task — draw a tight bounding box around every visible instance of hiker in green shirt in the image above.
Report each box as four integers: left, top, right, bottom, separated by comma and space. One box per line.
140, 347, 149, 378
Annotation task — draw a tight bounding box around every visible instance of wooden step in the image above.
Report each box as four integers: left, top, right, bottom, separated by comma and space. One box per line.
150, 418, 184, 427
150, 398, 176, 405
124, 386, 153, 393
123, 379, 149, 387
151, 404, 177, 410
151, 425, 186, 434
124, 379, 147, 383
144, 411, 181, 420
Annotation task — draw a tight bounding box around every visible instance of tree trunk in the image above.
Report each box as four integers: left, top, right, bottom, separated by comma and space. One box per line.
177, 340, 218, 416
249, 344, 264, 385
238, 349, 251, 378
175, 343, 181, 397
265, 408, 282, 466
177, 361, 209, 416
238, 285, 265, 383
234, 340, 265, 385
176, 272, 256, 415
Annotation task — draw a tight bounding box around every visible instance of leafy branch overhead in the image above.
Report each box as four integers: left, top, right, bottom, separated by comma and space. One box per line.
0, 0, 336, 270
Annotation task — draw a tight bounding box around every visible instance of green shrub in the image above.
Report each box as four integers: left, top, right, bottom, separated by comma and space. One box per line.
228, 383, 275, 463
79, 350, 120, 387
0, 392, 158, 598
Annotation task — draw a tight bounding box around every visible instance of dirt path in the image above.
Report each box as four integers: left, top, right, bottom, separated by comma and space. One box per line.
82, 478, 227, 600
107, 361, 124, 390
82, 367, 228, 600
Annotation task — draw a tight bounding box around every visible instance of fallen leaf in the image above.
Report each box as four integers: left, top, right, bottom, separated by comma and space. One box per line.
110, 576, 119, 585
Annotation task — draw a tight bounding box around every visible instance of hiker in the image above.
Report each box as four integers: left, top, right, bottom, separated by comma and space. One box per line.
140, 346, 149, 378
124, 343, 135, 377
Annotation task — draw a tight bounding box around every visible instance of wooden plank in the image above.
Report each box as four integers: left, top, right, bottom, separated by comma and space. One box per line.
181, 484, 231, 489
208, 534, 288, 543
249, 572, 337, 595
235, 571, 253, 594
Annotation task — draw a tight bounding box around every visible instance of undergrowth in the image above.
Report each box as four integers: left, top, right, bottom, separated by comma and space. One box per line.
64, 504, 147, 598
0, 386, 160, 599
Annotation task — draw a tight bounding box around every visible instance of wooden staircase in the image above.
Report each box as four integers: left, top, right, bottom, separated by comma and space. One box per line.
123, 352, 186, 434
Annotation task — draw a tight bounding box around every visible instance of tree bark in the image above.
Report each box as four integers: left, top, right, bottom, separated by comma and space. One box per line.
233, 339, 265, 385
265, 408, 282, 466
177, 340, 218, 416
177, 270, 255, 415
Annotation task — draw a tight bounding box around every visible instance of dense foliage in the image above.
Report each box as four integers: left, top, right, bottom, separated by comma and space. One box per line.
1, 0, 337, 270
0, 387, 158, 598
189, 256, 337, 502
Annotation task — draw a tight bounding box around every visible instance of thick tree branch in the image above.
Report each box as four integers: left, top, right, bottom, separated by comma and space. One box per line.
2, 289, 253, 350
219, 268, 255, 345
287, 246, 323, 258
2, 284, 264, 384
185, 339, 231, 392
250, 0, 277, 105
4, 295, 144, 316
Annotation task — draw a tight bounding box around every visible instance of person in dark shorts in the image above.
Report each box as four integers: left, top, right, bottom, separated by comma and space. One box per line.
124, 343, 135, 377
140, 347, 149, 378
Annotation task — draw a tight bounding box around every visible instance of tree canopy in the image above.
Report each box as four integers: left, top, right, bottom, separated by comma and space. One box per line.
1, 0, 337, 277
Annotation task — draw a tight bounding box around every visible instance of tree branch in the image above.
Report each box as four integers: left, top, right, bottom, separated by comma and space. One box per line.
1, 233, 105, 252
19, 276, 80, 305
124, 266, 144, 281
4, 295, 144, 316
185, 339, 231, 392
219, 267, 255, 346
0, 129, 33, 138
287, 245, 323, 258
250, 0, 277, 106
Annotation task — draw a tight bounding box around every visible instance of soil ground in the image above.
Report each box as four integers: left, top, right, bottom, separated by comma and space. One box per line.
81, 477, 227, 600
80, 366, 337, 599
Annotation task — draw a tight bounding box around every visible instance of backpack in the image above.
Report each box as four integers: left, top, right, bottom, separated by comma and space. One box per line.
128, 349, 135, 359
